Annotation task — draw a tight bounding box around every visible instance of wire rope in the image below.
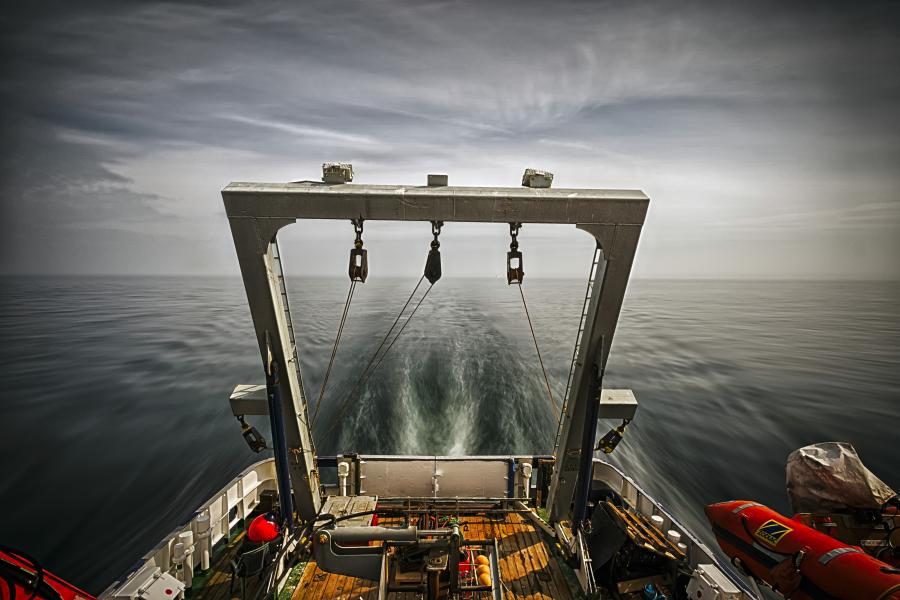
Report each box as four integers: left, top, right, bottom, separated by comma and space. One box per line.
311, 279, 357, 425
516, 283, 558, 420
318, 276, 432, 440
363, 282, 434, 382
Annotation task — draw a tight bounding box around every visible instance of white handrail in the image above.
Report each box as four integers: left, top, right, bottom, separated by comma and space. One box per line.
101, 459, 277, 599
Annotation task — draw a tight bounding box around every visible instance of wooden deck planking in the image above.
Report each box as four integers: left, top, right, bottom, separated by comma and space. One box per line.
512, 514, 559, 599
292, 513, 572, 599
193, 531, 275, 600
521, 519, 569, 599
501, 516, 532, 598
505, 518, 538, 599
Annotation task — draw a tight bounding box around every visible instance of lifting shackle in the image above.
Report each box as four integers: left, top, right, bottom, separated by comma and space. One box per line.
507, 222, 524, 284
424, 220, 443, 284
348, 218, 368, 282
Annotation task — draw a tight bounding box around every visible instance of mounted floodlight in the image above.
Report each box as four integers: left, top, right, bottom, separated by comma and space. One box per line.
323, 162, 354, 183
521, 168, 553, 188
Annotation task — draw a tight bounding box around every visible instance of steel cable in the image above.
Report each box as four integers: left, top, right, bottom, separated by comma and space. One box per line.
517, 283, 558, 420
312, 280, 357, 425
318, 275, 431, 440
364, 282, 434, 381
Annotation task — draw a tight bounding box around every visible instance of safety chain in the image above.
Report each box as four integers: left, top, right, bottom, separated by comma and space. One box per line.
509, 222, 521, 252
431, 220, 443, 250
507, 222, 524, 285
349, 218, 368, 283
352, 218, 364, 248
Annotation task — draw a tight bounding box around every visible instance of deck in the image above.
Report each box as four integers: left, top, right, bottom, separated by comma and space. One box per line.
292, 512, 573, 599
191, 530, 263, 600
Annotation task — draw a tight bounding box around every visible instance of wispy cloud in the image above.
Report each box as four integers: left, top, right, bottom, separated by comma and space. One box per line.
1, 0, 898, 278
219, 114, 386, 149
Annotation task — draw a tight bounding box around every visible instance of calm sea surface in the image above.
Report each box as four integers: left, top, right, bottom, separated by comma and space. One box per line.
1, 276, 898, 593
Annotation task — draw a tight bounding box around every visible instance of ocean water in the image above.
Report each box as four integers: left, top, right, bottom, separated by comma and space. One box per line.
1, 276, 898, 593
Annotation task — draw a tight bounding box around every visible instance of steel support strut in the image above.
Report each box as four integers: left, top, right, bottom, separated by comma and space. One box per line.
227, 216, 322, 522
265, 331, 296, 530
571, 356, 603, 530
547, 224, 643, 525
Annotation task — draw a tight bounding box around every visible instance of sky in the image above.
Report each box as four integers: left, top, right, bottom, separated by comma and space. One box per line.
1, 0, 898, 279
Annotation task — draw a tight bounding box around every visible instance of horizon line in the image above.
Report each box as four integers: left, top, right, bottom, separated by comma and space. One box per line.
2, 273, 899, 283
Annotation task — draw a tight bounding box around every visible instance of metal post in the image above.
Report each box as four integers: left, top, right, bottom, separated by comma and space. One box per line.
571, 353, 602, 529
226, 216, 322, 522
548, 223, 643, 525
266, 332, 295, 530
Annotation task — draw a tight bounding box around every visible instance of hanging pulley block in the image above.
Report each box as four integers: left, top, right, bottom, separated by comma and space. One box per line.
349, 247, 368, 282
424, 249, 441, 284
424, 220, 443, 284
507, 222, 524, 284
349, 218, 368, 282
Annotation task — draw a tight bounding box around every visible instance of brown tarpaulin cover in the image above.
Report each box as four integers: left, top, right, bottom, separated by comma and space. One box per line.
786, 442, 896, 514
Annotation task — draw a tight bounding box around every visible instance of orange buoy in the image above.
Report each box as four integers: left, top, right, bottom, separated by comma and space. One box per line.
478, 572, 492, 587
705, 500, 900, 600
475, 554, 490, 566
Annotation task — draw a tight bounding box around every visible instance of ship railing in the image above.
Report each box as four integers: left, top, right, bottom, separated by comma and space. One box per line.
103, 455, 755, 599
101, 459, 277, 599
593, 459, 758, 599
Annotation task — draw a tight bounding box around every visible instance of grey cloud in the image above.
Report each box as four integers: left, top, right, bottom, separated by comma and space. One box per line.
1, 0, 898, 277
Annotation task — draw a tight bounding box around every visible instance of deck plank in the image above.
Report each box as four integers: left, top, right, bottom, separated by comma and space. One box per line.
194, 532, 250, 600
285, 513, 571, 599
521, 521, 565, 599
516, 514, 549, 599
497, 517, 529, 599
505, 517, 534, 599
516, 517, 553, 599
292, 561, 318, 599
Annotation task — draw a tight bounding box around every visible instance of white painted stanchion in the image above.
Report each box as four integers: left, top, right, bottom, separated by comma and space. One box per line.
517, 462, 533, 499
177, 531, 194, 587
338, 461, 350, 497
172, 542, 186, 584
194, 514, 212, 571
